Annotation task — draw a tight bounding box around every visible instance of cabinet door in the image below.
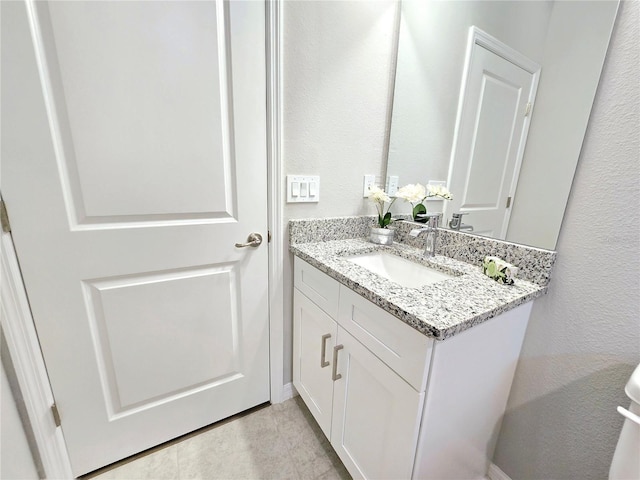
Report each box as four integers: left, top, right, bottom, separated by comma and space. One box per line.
331, 327, 425, 480
293, 288, 337, 438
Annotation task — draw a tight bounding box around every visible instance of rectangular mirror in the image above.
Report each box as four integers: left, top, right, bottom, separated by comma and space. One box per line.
387, 0, 619, 249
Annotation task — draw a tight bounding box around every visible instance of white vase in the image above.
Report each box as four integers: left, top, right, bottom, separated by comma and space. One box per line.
369, 227, 395, 245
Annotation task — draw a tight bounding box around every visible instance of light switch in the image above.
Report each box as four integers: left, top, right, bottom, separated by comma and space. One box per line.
363, 175, 376, 197
387, 176, 399, 196
287, 175, 320, 203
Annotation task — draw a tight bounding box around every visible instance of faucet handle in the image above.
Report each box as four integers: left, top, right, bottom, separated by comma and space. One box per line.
449, 212, 471, 230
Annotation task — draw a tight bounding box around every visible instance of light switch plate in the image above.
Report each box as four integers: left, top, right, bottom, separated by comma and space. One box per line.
363, 175, 376, 197
287, 175, 320, 203
387, 176, 399, 196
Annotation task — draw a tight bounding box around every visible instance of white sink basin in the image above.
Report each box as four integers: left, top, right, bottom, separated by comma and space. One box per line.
346, 252, 454, 288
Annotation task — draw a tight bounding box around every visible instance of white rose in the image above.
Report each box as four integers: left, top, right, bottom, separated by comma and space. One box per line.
396, 183, 427, 203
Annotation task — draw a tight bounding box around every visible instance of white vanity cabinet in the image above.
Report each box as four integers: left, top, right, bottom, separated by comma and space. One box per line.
293, 258, 431, 479
293, 257, 532, 479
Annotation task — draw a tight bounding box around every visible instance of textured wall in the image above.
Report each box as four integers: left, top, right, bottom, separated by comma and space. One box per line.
282, 1, 399, 383
493, 1, 640, 478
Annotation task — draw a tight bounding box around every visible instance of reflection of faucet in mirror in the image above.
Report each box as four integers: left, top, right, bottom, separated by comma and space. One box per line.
410, 213, 441, 257
449, 213, 473, 232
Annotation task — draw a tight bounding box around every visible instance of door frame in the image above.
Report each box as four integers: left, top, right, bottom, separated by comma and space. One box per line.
1, 229, 75, 478
444, 26, 541, 237
0, 0, 285, 476
267, 0, 285, 405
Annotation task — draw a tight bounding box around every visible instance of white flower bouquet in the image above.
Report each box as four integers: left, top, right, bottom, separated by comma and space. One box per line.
396, 183, 453, 221
368, 186, 397, 228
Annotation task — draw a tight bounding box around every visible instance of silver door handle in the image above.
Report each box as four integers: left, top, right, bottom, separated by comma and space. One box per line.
320, 334, 331, 368
235, 233, 263, 248
332, 344, 344, 381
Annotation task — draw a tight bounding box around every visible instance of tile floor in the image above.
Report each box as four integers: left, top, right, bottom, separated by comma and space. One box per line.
84, 396, 351, 480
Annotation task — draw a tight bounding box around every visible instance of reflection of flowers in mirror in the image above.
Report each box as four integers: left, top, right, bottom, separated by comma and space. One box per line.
427, 184, 453, 200
368, 185, 396, 228
396, 183, 453, 221
396, 183, 426, 203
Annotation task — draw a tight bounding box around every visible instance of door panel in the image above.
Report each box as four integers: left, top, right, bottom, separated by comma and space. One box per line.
40, 1, 234, 224
85, 265, 241, 414
446, 43, 538, 238
464, 74, 520, 206
1, 0, 268, 475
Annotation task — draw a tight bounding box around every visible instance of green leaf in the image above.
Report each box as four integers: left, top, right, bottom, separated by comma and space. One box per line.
382, 212, 392, 227
486, 262, 498, 277
412, 203, 427, 221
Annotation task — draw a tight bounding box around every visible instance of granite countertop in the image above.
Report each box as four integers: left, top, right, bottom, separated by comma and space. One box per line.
290, 237, 548, 340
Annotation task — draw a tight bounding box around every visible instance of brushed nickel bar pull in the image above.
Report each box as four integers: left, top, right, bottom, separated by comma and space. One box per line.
332, 344, 344, 381
320, 334, 331, 368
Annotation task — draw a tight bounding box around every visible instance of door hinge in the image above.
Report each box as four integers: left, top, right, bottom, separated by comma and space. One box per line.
506, 196, 512, 208
51, 404, 61, 427
1, 200, 11, 233
268, 230, 272, 243
525, 102, 532, 117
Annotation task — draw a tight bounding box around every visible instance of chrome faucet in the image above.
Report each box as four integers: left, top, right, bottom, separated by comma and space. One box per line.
449, 212, 474, 232
409, 213, 441, 257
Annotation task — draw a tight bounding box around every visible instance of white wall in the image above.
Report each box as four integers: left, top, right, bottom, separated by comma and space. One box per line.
282, 0, 399, 383
493, 1, 640, 478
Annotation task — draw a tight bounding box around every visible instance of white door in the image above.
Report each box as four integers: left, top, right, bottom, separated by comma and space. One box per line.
1, 0, 269, 475
331, 328, 424, 480
445, 32, 539, 239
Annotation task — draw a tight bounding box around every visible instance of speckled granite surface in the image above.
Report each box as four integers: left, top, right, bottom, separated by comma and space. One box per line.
289, 216, 378, 245
391, 220, 556, 286
289, 216, 556, 340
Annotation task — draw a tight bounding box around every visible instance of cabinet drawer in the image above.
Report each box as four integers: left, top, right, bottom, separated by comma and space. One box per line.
338, 286, 433, 392
294, 257, 340, 319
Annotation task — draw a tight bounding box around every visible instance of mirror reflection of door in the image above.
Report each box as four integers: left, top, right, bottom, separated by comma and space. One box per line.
445, 28, 540, 239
